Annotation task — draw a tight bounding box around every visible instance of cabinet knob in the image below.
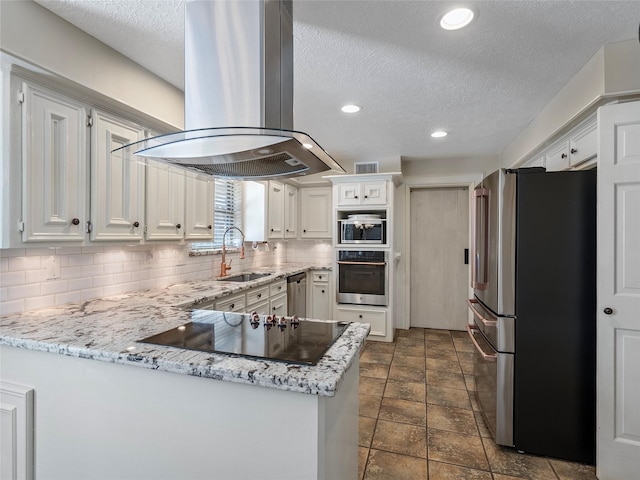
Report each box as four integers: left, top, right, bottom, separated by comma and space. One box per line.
321, 289, 325, 293
207, 225, 212, 230
364, 195, 368, 199
271, 228, 274, 232
358, 314, 363, 319
286, 229, 289, 232
71, 218, 80, 226
354, 195, 359, 199
303, 229, 307, 233
257, 293, 262, 298
561, 153, 567, 159
176, 224, 182, 229
570, 148, 577, 154
603, 307, 614, 315
230, 303, 235, 309
133, 221, 140, 228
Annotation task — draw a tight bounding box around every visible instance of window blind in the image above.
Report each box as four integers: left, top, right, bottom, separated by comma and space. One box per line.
191, 179, 243, 250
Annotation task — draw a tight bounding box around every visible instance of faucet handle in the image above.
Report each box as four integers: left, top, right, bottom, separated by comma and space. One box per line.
227, 259, 232, 269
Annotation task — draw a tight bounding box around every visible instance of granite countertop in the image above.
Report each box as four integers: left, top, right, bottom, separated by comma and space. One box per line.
0, 264, 370, 397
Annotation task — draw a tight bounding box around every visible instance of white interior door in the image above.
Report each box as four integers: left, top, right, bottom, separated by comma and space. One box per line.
597, 101, 640, 479
410, 187, 468, 330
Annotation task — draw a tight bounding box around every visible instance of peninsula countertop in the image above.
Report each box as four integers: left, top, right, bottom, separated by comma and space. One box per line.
0, 264, 370, 397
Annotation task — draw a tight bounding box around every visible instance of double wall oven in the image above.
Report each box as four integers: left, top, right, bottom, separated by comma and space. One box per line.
336, 250, 388, 307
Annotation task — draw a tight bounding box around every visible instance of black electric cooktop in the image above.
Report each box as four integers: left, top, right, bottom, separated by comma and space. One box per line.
139, 311, 349, 366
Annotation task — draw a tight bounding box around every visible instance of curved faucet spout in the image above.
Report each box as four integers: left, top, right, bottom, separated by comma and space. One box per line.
220, 226, 245, 277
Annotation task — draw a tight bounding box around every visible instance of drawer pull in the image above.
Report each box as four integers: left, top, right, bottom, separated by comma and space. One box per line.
467, 299, 497, 327
467, 325, 497, 362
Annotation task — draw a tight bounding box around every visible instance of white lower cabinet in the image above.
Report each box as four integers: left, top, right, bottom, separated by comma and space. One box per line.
335, 306, 387, 337
214, 293, 247, 313
246, 286, 270, 315
310, 271, 332, 319
0, 381, 34, 480
270, 292, 288, 317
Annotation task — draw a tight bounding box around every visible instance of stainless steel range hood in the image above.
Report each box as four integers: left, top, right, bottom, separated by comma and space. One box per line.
113, 0, 344, 179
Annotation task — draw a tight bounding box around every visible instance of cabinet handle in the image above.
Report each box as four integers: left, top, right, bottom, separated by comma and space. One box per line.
364, 195, 368, 198
354, 195, 359, 199
561, 153, 567, 159
133, 221, 140, 228
321, 289, 325, 293
71, 218, 80, 226
257, 293, 262, 298
286, 229, 289, 232
358, 314, 363, 319
603, 307, 613, 315
207, 225, 212, 230
570, 148, 577, 154
230, 303, 235, 309
271, 228, 274, 232
176, 224, 182, 229
303, 229, 307, 233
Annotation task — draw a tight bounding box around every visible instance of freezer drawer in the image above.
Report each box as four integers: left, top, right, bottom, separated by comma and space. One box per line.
468, 324, 514, 446
467, 298, 515, 353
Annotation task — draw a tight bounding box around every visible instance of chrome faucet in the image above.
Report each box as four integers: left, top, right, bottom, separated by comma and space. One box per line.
220, 226, 245, 277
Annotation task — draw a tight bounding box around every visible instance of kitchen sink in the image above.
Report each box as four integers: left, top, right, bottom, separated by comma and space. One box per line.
218, 272, 273, 282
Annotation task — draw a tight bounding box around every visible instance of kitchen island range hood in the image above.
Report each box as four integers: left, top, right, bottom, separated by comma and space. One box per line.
113, 0, 344, 180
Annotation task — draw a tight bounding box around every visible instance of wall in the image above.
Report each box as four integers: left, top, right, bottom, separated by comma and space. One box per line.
0, 0, 184, 129
500, 39, 640, 168
0, 240, 332, 316
401, 156, 500, 179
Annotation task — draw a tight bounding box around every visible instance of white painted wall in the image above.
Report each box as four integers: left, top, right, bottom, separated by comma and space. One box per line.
0, 0, 184, 129
401, 156, 500, 178
501, 39, 640, 168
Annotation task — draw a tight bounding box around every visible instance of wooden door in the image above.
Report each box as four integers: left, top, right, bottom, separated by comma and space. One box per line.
410, 187, 468, 330
597, 101, 640, 479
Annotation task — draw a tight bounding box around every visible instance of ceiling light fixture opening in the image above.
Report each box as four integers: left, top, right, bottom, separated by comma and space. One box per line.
431, 131, 448, 138
341, 104, 361, 114
440, 7, 475, 30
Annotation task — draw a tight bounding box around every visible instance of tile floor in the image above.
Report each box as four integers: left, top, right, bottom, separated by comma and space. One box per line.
358, 327, 598, 480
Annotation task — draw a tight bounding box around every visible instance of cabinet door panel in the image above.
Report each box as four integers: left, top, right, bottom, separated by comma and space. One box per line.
145, 161, 186, 240
337, 183, 361, 206
284, 184, 297, 238
362, 181, 387, 205
311, 282, 330, 320
21, 82, 87, 242
90, 110, 144, 241
570, 118, 597, 167
268, 181, 284, 238
185, 174, 214, 240
545, 140, 570, 171
300, 187, 332, 239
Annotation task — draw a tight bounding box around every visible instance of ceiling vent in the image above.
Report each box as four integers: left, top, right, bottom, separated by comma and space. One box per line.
354, 162, 379, 174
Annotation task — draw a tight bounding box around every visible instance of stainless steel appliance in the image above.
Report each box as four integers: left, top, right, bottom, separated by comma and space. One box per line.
287, 272, 307, 317
336, 250, 388, 306
339, 215, 387, 244
468, 167, 596, 464
139, 311, 347, 366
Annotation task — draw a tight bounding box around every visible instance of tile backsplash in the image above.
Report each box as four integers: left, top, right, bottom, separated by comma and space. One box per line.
0, 240, 333, 316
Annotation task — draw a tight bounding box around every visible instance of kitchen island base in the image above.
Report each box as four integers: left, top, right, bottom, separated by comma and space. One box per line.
0, 346, 358, 480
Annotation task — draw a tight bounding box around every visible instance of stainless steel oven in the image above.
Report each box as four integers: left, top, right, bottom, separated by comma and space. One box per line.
336, 250, 388, 306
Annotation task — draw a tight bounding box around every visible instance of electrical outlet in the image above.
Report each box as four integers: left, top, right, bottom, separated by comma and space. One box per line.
46, 256, 61, 280
145, 252, 154, 268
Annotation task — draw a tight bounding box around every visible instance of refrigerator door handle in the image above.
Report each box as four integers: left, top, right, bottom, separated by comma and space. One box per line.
467, 324, 497, 361
467, 298, 498, 327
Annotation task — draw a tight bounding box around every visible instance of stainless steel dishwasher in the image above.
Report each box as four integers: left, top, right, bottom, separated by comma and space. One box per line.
287, 272, 307, 317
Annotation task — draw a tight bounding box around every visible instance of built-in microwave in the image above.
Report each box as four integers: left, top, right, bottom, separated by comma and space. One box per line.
339, 215, 386, 244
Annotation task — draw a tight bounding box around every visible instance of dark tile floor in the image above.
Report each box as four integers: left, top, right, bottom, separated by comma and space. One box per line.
358, 328, 598, 480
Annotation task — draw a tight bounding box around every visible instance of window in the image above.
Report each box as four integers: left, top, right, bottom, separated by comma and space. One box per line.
191, 179, 243, 250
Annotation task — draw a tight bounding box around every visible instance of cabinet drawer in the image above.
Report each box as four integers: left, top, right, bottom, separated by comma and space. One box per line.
214, 293, 246, 312
312, 271, 330, 283
569, 118, 597, 167
335, 307, 386, 336
545, 140, 570, 171
269, 280, 286, 297
246, 286, 269, 307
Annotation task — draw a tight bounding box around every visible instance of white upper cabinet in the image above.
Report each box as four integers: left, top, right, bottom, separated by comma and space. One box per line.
545, 140, 570, 171
300, 187, 332, 239
145, 160, 186, 241
90, 109, 145, 242
337, 181, 387, 206
184, 173, 214, 241
284, 184, 297, 239
20, 81, 88, 243
268, 181, 285, 239
539, 114, 597, 172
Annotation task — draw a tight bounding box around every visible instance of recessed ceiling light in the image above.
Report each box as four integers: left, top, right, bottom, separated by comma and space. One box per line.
302, 143, 313, 149
341, 104, 361, 113
440, 7, 474, 30
431, 131, 448, 138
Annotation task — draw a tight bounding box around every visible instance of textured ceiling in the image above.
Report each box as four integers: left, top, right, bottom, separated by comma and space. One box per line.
35, 0, 640, 167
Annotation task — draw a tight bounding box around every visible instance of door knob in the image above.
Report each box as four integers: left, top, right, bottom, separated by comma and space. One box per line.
603, 307, 613, 315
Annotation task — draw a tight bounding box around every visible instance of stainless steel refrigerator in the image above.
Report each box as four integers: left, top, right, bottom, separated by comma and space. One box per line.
467, 167, 596, 464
